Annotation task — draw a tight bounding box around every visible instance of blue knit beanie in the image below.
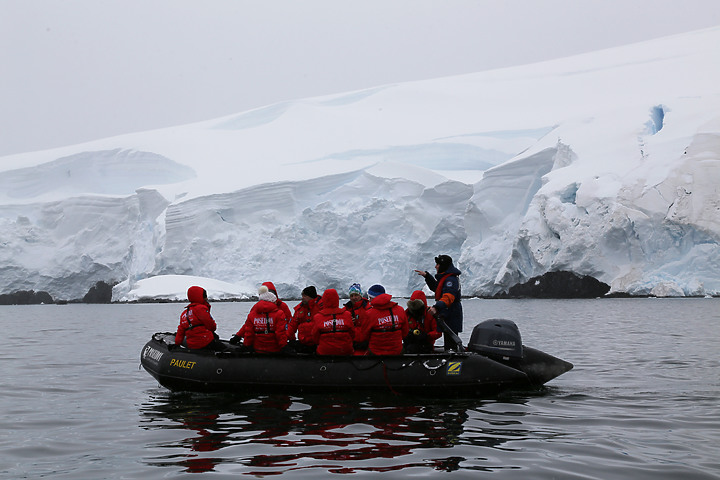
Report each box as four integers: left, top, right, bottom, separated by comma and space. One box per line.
367, 284, 385, 299
349, 283, 362, 296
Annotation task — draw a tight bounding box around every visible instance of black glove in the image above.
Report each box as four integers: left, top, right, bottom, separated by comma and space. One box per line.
229, 335, 241, 345
405, 332, 427, 344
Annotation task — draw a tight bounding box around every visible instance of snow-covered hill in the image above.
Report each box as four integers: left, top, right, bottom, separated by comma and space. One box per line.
1, 27, 719, 300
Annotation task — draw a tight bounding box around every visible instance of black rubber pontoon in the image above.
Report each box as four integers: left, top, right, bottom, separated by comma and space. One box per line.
140, 319, 573, 396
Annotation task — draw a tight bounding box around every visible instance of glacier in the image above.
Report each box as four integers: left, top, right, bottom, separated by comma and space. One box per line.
0, 27, 718, 301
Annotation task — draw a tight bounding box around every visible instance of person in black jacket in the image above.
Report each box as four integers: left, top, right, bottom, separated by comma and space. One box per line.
414, 254, 463, 350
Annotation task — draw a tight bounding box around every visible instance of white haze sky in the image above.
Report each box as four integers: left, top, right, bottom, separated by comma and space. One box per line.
2, 0, 720, 157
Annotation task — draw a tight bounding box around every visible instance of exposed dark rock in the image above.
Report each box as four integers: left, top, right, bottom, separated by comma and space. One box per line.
136, 297, 175, 303
0, 290, 54, 305
501, 271, 610, 298
83, 281, 114, 303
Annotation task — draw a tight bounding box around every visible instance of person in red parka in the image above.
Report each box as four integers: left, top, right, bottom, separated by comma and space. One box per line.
237, 285, 288, 353
343, 283, 370, 330
403, 290, 442, 354
288, 285, 320, 353
357, 284, 409, 355
175, 286, 225, 350
262, 281, 293, 322
312, 288, 355, 356
343, 283, 371, 354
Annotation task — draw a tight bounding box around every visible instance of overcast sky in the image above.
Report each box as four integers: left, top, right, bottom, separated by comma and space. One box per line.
2, 0, 720, 157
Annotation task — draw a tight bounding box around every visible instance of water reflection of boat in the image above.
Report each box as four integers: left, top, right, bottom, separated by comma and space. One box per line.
139, 391, 522, 474
140, 319, 573, 396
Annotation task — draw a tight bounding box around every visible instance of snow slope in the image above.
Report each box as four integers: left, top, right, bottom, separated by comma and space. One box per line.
0, 27, 718, 300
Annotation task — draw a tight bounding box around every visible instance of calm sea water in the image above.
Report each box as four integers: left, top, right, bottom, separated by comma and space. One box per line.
0, 298, 718, 479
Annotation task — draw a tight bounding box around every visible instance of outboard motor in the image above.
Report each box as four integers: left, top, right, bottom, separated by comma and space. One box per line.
468, 319, 523, 360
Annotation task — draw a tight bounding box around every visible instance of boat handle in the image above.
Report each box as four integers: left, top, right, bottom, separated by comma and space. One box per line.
422, 359, 447, 370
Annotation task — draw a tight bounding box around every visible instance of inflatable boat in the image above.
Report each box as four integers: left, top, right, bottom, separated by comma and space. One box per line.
140, 319, 573, 396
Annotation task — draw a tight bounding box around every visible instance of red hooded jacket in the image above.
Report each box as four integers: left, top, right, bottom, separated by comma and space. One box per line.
289, 297, 320, 345
404, 290, 441, 350
343, 297, 370, 331
357, 293, 409, 355
240, 299, 288, 353
312, 289, 355, 355
175, 286, 217, 349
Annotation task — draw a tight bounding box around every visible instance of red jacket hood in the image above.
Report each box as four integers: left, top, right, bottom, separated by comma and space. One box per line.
370, 293, 396, 310
320, 288, 340, 310
410, 290, 428, 307
187, 286, 209, 307
262, 281, 278, 296
254, 300, 279, 314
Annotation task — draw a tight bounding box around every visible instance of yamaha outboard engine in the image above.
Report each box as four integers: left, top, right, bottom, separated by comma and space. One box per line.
468, 319, 523, 360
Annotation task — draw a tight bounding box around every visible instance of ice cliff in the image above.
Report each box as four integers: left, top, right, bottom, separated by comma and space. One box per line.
0, 27, 718, 300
